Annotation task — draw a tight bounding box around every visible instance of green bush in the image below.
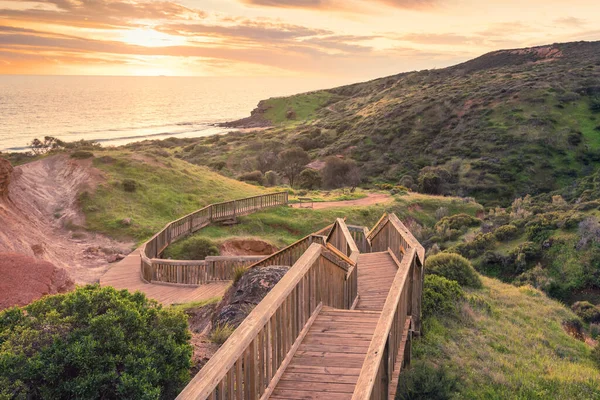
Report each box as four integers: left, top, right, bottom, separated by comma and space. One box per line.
435, 213, 481, 231
571, 301, 600, 323
298, 168, 322, 190
238, 170, 263, 185
451, 232, 496, 259
70, 150, 94, 159
122, 178, 138, 192
163, 236, 219, 260
425, 253, 482, 288
395, 361, 459, 400
494, 224, 519, 241
0, 285, 192, 399
264, 170, 279, 186
422, 275, 464, 318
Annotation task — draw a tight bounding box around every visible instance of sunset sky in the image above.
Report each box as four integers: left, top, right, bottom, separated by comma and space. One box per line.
0, 0, 599, 79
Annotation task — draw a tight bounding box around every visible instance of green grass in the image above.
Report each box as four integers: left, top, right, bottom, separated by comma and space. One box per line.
188, 193, 483, 248
170, 297, 222, 313
411, 277, 600, 399
79, 150, 266, 242
262, 91, 334, 125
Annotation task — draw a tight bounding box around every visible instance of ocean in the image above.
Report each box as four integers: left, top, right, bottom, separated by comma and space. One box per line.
0, 75, 348, 152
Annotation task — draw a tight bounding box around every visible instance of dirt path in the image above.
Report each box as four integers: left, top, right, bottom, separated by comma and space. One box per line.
0, 155, 133, 284
291, 193, 392, 210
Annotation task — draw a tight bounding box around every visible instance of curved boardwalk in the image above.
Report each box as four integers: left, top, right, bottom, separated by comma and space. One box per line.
100, 248, 230, 305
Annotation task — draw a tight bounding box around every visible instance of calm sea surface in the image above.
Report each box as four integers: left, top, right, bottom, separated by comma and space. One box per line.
0, 75, 348, 152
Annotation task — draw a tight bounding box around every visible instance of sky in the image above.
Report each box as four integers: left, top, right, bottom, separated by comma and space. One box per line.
0, 0, 599, 80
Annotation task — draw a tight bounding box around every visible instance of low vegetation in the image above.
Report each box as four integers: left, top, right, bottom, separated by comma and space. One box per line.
163, 237, 219, 260
0, 285, 192, 400
399, 277, 600, 399
425, 253, 482, 288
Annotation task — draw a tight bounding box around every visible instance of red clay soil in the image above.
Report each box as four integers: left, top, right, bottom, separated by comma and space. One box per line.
0, 155, 133, 284
219, 238, 278, 256
0, 252, 75, 310
291, 193, 392, 210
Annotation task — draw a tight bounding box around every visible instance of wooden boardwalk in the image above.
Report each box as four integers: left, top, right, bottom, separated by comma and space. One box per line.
269, 251, 401, 399
100, 248, 230, 305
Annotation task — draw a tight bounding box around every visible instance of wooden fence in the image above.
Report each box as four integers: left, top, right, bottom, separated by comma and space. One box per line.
176, 243, 358, 399
352, 214, 425, 400
140, 192, 288, 285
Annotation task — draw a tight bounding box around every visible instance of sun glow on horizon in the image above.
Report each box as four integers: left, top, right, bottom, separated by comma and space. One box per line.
118, 27, 187, 48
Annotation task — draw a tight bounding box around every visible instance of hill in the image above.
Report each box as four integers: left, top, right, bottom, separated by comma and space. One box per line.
155, 41, 600, 206
405, 277, 600, 399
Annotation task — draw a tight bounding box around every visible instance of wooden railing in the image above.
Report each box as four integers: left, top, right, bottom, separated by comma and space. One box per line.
140, 192, 288, 285
348, 224, 371, 254
176, 243, 356, 400
327, 218, 360, 263
352, 213, 425, 400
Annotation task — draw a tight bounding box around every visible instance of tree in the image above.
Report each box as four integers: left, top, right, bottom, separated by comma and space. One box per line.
29, 136, 61, 155
298, 168, 322, 190
276, 147, 310, 188
322, 156, 361, 190
0, 285, 192, 399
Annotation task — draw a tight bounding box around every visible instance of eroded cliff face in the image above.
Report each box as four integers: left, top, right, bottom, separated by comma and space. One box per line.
0, 157, 13, 197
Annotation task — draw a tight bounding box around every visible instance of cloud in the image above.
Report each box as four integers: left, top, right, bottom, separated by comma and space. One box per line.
239, 0, 441, 11
0, 0, 206, 29
554, 17, 586, 28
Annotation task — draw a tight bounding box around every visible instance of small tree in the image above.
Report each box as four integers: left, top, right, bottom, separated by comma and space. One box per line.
322, 156, 361, 190
29, 136, 61, 155
276, 147, 310, 188
298, 168, 322, 190
264, 170, 279, 186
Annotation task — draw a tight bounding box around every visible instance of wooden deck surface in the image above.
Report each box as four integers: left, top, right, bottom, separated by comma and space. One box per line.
270, 251, 399, 399
100, 248, 231, 305
355, 252, 398, 311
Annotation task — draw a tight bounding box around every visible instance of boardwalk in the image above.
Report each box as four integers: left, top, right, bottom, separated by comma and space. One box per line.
269, 251, 404, 399
100, 249, 230, 305
178, 214, 424, 400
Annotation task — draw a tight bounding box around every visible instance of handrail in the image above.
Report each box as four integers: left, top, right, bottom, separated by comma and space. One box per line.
140, 192, 288, 285
326, 218, 360, 263
177, 243, 355, 399
352, 248, 417, 400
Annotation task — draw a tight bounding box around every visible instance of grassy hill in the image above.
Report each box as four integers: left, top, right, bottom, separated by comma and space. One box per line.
405, 277, 600, 399
76, 149, 266, 241
147, 41, 600, 207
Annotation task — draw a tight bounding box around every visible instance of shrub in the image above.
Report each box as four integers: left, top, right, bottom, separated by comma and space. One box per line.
298, 168, 322, 190
0, 285, 192, 399
591, 96, 600, 113
396, 361, 459, 400
70, 150, 94, 159
422, 275, 464, 318
451, 232, 496, 259
122, 178, 138, 192
232, 266, 249, 285
239, 170, 263, 185
163, 236, 219, 260
591, 323, 600, 340
571, 301, 600, 323
265, 170, 279, 186
425, 253, 482, 288
494, 224, 519, 241
322, 156, 361, 190
435, 213, 481, 231
210, 323, 234, 345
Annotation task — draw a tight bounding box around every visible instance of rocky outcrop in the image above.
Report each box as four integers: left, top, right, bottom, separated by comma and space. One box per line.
219, 100, 273, 129
0, 157, 13, 197
213, 265, 289, 329
219, 239, 277, 256
0, 252, 75, 310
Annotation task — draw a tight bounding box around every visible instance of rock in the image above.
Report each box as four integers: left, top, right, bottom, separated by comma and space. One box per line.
0, 157, 13, 197
0, 252, 75, 310
213, 265, 290, 329
285, 109, 296, 120
107, 253, 125, 263
120, 218, 132, 226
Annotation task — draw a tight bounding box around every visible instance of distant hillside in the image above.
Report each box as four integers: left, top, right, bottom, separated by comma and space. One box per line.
171, 41, 600, 206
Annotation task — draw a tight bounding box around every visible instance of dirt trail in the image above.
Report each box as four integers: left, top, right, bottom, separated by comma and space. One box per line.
291, 193, 392, 210
0, 155, 133, 284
